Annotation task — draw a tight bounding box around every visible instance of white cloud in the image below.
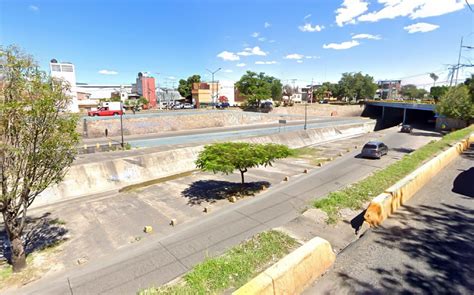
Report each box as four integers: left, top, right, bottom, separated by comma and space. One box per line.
98, 69, 118, 75
335, 0, 369, 26
237, 46, 267, 56
305, 55, 320, 59
268, 40, 276, 43
304, 14, 312, 20
404, 22, 440, 33
29, 5, 39, 11
352, 33, 381, 40
255, 61, 277, 65
285, 53, 304, 60
264, 22, 271, 28
223, 69, 233, 73
258, 37, 267, 42
298, 23, 325, 32
251, 32, 260, 38
358, 0, 467, 23
167, 76, 176, 80
323, 40, 360, 50
296, 60, 304, 64
236, 63, 246, 67
217, 51, 240, 61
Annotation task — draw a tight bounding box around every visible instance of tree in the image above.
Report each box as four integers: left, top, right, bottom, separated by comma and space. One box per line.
464, 74, 474, 102
270, 79, 283, 102
195, 142, 292, 184
235, 71, 274, 107
430, 86, 449, 102
283, 84, 295, 101
338, 72, 377, 101
401, 84, 427, 99
436, 84, 474, 123
430, 73, 439, 87
0, 46, 79, 272
178, 74, 201, 99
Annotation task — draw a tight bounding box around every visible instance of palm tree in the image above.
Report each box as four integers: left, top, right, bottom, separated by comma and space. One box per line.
430, 73, 439, 87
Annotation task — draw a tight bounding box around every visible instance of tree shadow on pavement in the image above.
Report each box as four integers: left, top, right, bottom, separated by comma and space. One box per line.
334, 201, 474, 294
182, 180, 270, 205
0, 212, 68, 263
452, 167, 474, 198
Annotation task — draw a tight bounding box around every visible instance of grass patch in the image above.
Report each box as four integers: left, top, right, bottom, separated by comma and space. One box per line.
314, 126, 473, 223
291, 147, 328, 166
139, 230, 298, 295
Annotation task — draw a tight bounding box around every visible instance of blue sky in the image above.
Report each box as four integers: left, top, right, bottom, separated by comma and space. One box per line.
1, 0, 473, 88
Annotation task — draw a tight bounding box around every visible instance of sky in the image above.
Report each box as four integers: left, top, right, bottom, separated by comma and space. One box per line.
1, 0, 473, 89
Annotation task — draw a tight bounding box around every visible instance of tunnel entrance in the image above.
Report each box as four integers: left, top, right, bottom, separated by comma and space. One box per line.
362, 104, 436, 131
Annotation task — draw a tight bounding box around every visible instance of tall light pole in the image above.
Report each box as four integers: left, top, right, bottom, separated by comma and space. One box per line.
120, 101, 124, 149
207, 67, 221, 108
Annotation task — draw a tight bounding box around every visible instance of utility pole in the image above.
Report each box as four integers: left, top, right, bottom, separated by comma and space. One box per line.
120, 101, 124, 149
207, 68, 221, 108
454, 37, 463, 85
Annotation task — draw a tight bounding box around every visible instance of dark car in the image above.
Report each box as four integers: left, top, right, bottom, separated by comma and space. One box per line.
360, 141, 389, 159
400, 124, 413, 133
217, 102, 230, 108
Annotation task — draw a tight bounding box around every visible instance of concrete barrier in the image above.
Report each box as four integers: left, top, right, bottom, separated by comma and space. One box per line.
364, 133, 473, 226
233, 236, 335, 295
34, 121, 375, 208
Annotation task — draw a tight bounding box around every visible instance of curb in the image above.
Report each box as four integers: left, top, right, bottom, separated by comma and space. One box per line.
233, 236, 335, 295
365, 133, 473, 227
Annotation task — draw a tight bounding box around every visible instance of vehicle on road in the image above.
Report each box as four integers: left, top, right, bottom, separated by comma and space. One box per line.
88, 102, 123, 116
400, 124, 413, 133
360, 141, 388, 159
183, 103, 194, 109
217, 102, 230, 108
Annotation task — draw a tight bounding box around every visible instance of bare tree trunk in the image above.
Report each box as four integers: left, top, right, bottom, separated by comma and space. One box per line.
239, 168, 247, 184
10, 234, 26, 272
4, 211, 27, 272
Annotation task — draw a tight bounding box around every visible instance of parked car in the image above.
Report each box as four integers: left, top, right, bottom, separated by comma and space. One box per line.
319, 100, 329, 104
88, 106, 123, 117
400, 124, 413, 133
217, 102, 230, 108
183, 103, 194, 109
172, 102, 183, 109
360, 141, 388, 159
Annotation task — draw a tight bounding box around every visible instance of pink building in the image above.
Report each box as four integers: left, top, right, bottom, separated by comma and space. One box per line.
136, 72, 157, 108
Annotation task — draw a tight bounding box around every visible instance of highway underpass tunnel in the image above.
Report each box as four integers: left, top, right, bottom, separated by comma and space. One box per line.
362, 104, 437, 131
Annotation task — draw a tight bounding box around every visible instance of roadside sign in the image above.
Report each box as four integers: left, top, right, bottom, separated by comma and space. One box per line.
279, 119, 287, 124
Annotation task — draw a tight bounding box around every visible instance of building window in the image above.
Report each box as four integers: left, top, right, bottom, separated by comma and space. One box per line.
61, 65, 74, 72
51, 64, 61, 72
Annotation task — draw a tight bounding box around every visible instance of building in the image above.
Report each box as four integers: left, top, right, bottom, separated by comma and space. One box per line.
135, 72, 157, 108
301, 84, 321, 102
49, 59, 79, 112
377, 80, 401, 100
156, 87, 183, 107
218, 80, 235, 106
192, 82, 219, 107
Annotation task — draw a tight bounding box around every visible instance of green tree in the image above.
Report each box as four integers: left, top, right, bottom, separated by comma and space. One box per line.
195, 142, 292, 184
464, 74, 474, 102
0, 46, 79, 271
436, 84, 474, 123
338, 72, 377, 101
178, 74, 201, 99
430, 86, 449, 101
401, 84, 425, 99
235, 71, 274, 107
270, 79, 283, 101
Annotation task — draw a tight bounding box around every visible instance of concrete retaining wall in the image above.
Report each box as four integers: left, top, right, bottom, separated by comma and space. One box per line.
365, 133, 473, 227
81, 111, 301, 138
34, 120, 375, 208
233, 236, 335, 295
271, 104, 364, 117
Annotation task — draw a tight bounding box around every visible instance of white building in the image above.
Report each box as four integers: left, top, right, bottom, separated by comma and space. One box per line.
218, 80, 235, 106
49, 59, 79, 112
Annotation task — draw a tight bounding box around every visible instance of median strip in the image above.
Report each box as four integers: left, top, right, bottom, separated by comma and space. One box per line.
138, 230, 297, 295
313, 125, 474, 223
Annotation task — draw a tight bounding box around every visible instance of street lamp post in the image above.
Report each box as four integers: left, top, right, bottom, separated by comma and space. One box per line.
207, 67, 221, 108
304, 102, 307, 130
120, 102, 124, 149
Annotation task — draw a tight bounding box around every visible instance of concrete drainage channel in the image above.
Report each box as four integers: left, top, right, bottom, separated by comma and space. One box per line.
232, 132, 474, 295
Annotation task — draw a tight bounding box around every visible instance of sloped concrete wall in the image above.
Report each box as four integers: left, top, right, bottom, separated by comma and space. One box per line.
35, 120, 375, 208
271, 104, 364, 117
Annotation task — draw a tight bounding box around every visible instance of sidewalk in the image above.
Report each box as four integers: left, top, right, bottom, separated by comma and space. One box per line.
303, 146, 474, 294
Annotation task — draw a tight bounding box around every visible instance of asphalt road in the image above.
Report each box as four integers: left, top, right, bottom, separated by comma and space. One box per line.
82, 117, 368, 148
304, 145, 474, 294
15, 127, 440, 295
